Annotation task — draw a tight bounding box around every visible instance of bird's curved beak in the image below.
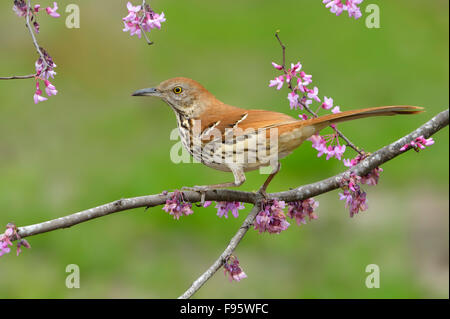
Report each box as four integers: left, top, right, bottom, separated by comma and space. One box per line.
132, 87, 162, 97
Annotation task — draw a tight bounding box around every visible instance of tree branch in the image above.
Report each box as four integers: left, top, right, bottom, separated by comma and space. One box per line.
0, 74, 36, 80
6, 108, 448, 298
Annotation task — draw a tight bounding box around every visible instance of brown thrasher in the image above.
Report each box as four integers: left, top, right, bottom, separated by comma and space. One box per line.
133, 77, 422, 193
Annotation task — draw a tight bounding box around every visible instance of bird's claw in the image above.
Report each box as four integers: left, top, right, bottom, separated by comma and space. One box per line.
257, 187, 269, 201
181, 186, 208, 206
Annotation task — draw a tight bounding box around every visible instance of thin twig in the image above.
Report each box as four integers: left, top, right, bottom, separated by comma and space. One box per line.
0, 74, 36, 80
25, 0, 49, 70
275, 31, 285, 68
138, 0, 154, 45
139, 24, 154, 45
178, 204, 261, 299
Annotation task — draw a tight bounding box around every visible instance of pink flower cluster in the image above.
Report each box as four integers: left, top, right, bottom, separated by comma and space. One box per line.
400, 135, 435, 152
254, 200, 290, 234
223, 255, 247, 282
309, 134, 347, 161
323, 0, 363, 19
12, 1, 59, 104
269, 62, 316, 111
343, 154, 383, 185
269, 60, 345, 161
0, 223, 31, 257
287, 198, 319, 226
13, 1, 60, 33
33, 48, 58, 104
123, 2, 166, 39
339, 173, 368, 217
162, 190, 194, 220
270, 60, 338, 114
214, 201, 245, 218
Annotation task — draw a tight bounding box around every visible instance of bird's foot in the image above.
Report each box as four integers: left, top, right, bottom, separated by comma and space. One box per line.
181, 186, 209, 206
257, 186, 269, 201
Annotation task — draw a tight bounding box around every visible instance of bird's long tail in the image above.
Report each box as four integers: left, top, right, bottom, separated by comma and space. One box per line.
303, 105, 423, 131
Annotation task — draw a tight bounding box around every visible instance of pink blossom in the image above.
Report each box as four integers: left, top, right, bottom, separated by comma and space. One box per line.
35, 54, 57, 80
1, 223, 30, 258
361, 167, 383, 186
342, 155, 383, 185
343, 158, 354, 167
325, 145, 336, 160
346, 0, 363, 19
45, 2, 60, 18
324, 0, 363, 19
162, 190, 194, 220
324, 0, 345, 16
254, 200, 290, 234
203, 201, 212, 207
44, 80, 58, 96
287, 91, 299, 109
123, 21, 142, 38
307, 86, 321, 102
299, 114, 308, 120
271, 62, 283, 70
290, 62, 302, 74
123, 2, 166, 39
16, 239, 31, 256
309, 134, 326, 150
223, 255, 247, 282
33, 21, 40, 33
299, 71, 312, 86
0, 241, 11, 257
215, 201, 245, 218
331, 106, 341, 114
283, 62, 302, 83
339, 173, 368, 217
33, 82, 48, 104
287, 199, 319, 226
333, 145, 346, 160
309, 134, 328, 158
269, 76, 284, 90
126, 2, 141, 14
400, 136, 435, 152
12, 0, 28, 17
322, 96, 333, 110
144, 12, 166, 30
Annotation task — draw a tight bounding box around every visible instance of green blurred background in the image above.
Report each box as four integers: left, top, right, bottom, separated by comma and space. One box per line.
0, 0, 448, 298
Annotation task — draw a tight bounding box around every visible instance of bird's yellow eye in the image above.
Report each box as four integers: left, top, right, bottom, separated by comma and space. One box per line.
173, 86, 183, 94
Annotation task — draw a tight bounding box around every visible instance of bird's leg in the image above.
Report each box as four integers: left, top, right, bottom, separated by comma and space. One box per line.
182, 167, 246, 204
258, 162, 281, 199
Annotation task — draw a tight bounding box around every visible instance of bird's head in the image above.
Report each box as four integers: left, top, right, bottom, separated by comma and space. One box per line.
132, 77, 218, 117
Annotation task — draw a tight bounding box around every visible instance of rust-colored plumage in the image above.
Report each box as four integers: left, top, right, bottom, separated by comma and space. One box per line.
133, 77, 423, 192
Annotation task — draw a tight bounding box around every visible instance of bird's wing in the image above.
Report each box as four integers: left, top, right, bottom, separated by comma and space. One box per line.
199, 106, 298, 144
